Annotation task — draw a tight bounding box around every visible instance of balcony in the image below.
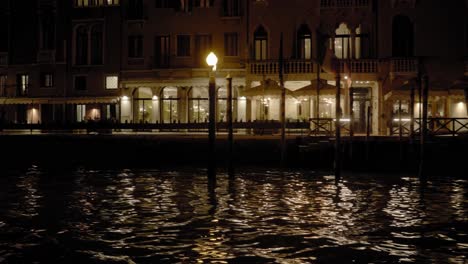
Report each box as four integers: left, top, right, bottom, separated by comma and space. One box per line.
37, 50, 56, 64
0, 52, 8, 66
248, 60, 316, 80
320, 0, 370, 8
338, 59, 379, 74
389, 58, 418, 78
247, 59, 379, 80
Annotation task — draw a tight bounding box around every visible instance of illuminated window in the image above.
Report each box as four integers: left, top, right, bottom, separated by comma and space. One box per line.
297, 24, 312, 59
161, 87, 179, 123
77, 105, 86, 122
177, 35, 191, 57
75, 0, 89, 7
40, 73, 53, 87
106, 76, 119, 89
188, 87, 209, 123
224, 33, 238, 57
75, 0, 119, 7
16, 74, 29, 96
254, 26, 267, 60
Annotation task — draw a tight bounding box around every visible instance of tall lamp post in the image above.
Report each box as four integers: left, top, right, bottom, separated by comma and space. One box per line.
206, 52, 218, 180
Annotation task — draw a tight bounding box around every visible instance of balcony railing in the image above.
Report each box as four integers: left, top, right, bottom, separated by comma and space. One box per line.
248, 60, 315, 75
248, 59, 379, 76
37, 50, 56, 64
0, 52, 8, 66
390, 58, 418, 74
339, 59, 379, 73
320, 0, 370, 8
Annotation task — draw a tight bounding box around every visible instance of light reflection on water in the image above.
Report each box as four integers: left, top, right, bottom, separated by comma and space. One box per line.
0, 167, 467, 263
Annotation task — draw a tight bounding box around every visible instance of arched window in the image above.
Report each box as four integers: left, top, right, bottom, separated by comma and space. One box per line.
297, 24, 312, 59
41, 12, 55, 50
254, 26, 267, 60
392, 15, 413, 57
217, 86, 238, 122
91, 25, 103, 65
133, 87, 153, 123
161, 87, 179, 123
75, 26, 88, 65
334, 23, 351, 59
188, 87, 209, 123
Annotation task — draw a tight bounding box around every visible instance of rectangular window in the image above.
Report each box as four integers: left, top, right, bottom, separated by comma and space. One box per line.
224, 33, 238, 57
106, 75, 119, 89
128, 35, 143, 58
0, 75, 6, 96
106, 0, 119, 5
194, 0, 212, 7
128, 0, 143, 19
77, 104, 86, 122
74, 76, 87, 91
40, 73, 54, 87
177, 35, 191, 57
255, 39, 267, 60
16, 74, 29, 96
75, 0, 119, 7
154, 35, 170, 67
75, 0, 89, 7
223, 0, 240, 16
195, 35, 211, 66
299, 38, 311, 59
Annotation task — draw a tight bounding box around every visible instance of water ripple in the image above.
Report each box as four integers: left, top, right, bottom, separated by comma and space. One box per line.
0, 168, 466, 263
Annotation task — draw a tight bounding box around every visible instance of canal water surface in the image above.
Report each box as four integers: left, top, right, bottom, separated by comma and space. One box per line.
0, 166, 467, 263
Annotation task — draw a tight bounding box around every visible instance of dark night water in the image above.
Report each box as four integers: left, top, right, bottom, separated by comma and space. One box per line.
0, 166, 467, 264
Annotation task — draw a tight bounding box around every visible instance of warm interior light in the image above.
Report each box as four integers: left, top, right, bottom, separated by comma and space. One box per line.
344, 76, 348, 80
206, 52, 218, 71
122, 95, 129, 100
152, 95, 158, 100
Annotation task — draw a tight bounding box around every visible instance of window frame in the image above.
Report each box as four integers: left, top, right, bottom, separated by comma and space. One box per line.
224, 32, 239, 57
105, 75, 119, 90
177, 35, 191, 57
74, 75, 88, 91
40, 73, 54, 88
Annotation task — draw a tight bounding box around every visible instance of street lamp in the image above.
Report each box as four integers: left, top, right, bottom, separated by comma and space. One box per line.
206, 52, 217, 180
206, 52, 218, 71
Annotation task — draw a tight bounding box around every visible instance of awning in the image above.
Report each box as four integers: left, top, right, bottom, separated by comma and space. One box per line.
1, 98, 51, 105
0, 97, 119, 105
51, 97, 119, 104
293, 79, 339, 97
240, 79, 295, 98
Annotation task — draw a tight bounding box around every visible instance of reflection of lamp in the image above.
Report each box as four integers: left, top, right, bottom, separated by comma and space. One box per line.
206, 52, 217, 179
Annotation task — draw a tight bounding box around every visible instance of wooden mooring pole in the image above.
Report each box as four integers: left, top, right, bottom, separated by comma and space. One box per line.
419, 74, 429, 179
334, 65, 342, 180
226, 74, 234, 176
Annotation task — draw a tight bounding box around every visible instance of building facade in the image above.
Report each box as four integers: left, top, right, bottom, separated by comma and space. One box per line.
0, 0, 467, 135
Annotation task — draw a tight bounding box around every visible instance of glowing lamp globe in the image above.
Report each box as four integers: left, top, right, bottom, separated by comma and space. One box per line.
206, 52, 218, 71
